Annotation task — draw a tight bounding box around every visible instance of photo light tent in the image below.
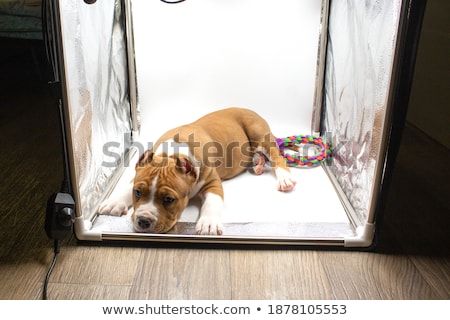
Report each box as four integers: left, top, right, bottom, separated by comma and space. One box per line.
44, 0, 425, 248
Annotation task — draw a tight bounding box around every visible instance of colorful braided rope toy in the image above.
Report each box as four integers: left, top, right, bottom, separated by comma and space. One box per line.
275, 135, 332, 167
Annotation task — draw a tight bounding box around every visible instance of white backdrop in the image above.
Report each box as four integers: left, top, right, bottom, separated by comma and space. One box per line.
132, 0, 322, 142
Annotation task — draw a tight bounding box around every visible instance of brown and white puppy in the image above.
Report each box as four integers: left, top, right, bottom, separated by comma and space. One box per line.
98, 107, 296, 235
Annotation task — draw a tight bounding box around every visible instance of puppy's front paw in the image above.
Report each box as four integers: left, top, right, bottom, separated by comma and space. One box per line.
195, 216, 223, 235
98, 199, 128, 216
275, 167, 297, 192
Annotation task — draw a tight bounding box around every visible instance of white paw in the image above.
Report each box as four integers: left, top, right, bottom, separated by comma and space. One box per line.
195, 215, 223, 235
98, 199, 128, 216
275, 167, 297, 192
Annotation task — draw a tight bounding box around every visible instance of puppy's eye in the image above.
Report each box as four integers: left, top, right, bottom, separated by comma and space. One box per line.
163, 196, 175, 205
134, 189, 142, 199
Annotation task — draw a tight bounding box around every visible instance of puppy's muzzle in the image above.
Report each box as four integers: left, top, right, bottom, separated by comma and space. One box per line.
134, 212, 157, 232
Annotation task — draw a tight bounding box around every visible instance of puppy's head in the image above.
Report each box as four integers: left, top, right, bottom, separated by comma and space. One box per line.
131, 150, 197, 233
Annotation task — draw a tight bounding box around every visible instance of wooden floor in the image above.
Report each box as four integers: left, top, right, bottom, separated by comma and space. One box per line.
0, 39, 449, 300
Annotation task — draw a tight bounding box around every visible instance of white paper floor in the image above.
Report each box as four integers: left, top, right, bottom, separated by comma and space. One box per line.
91, 153, 351, 238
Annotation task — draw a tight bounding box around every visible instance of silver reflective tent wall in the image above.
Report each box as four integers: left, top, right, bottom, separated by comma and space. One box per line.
44, 0, 426, 248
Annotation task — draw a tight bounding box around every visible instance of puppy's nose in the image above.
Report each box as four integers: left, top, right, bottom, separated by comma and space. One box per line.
137, 216, 152, 229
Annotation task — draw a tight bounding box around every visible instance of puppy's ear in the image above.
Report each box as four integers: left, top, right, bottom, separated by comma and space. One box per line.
176, 157, 197, 179
136, 150, 154, 169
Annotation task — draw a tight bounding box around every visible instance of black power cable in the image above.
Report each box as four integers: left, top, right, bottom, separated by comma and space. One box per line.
43, 240, 61, 300
161, 0, 186, 4
41, 0, 75, 300
43, 192, 75, 300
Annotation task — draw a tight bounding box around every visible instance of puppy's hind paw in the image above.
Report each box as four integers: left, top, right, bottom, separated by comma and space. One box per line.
275, 168, 297, 192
